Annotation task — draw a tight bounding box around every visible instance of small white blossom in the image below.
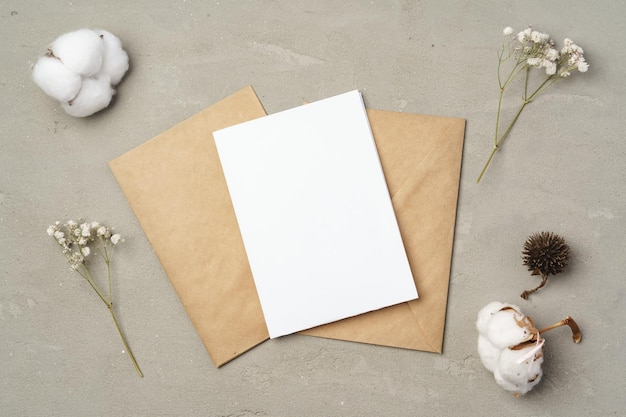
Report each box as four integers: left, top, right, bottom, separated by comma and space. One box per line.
53, 230, 65, 240
97, 226, 107, 236
503, 27, 514, 36
577, 61, 589, 72
47, 225, 56, 236
81, 247, 91, 257
111, 234, 122, 245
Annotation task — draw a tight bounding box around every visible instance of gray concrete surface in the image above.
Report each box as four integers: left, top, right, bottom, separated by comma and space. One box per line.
1, 1, 624, 416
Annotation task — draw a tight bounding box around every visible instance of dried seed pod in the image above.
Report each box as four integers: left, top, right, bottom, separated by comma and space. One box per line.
521, 231, 570, 299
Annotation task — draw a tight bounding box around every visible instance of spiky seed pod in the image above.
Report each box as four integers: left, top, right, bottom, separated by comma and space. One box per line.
520, 232, 570, 299
522, 231, 570, 276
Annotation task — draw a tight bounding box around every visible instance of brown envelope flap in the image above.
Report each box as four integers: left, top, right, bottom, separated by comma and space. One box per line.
109, 86, 270, 367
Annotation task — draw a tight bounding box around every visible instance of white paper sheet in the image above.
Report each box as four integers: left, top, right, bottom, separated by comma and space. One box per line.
213, 90, 417, 338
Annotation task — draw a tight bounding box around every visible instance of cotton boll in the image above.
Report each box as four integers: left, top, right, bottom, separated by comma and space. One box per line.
486, 307, 533, 349
61, 76, 114, 117
494, 345, 544, 396
477, 335, 501, 373
50, 29, 104, 77
476, 301, 507, 337
32, 56, 82, 102
96, 30, 129, 85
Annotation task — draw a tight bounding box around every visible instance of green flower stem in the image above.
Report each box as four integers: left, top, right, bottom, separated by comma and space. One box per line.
476, 99, 528, 183
477, 68, 560, 183
107, 302, 144, 377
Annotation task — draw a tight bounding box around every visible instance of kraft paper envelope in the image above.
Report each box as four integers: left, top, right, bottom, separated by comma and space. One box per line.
110, 86, 270, 367
110, 85, 465, 367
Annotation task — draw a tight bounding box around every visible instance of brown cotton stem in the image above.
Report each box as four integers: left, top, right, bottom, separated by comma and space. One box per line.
538, 316, 582, 344
520, 272, 548, 300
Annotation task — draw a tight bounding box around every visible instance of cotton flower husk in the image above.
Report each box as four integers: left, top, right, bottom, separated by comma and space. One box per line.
32, 56, 82, 102
51, 29, 104, 77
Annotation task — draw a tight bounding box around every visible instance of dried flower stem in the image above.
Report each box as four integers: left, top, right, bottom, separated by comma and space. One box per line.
538, 316, 582, 343
520, 271, 548, 300
476, 27, 589, 183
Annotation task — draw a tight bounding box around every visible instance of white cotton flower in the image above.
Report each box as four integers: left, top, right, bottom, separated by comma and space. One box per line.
503, 27, 514, 36
61, 75, 115, 117
486, 306, 532, 349
32, 56, 82, 102
494, 343, 544, 395
111, 234, 122, 245
476, 301, 507, 336
33, 29, 129, 117
95, 30, 130, 86
477, 335, 500, 373
50, 29, 104, 77
477, 302, 548, 396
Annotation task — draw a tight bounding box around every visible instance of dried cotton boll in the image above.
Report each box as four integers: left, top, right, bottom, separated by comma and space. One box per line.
485, 306, 535, 349
61, 76, 115, 118
50, 29, 104, 77
32, 56, 82, 102
494, 344, 544, 395
476, 301, 507, 336
33, 28, 130, 117
95, 30, 129, 85
476, 301, 582, 397
477, 335, 500, 373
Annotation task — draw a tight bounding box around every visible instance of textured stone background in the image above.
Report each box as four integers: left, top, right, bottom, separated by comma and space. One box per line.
1, 1, 624, 415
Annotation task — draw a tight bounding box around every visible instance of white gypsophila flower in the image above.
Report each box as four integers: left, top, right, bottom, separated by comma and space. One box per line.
545, 48, 559, 61
91, 221, 100, 229
97, 226, 107, 236
81, 226, 91, 237
53, 230, 65, 240
81, 247, 91, 257
67, 220, 77, 226
47, 225, 56, 236
526, 57, 541, 67
578, 61, 589, 72
544, 61, 557, 75
78, 237, 87, 245
111, 234, 122, 245
503, 27, 514, 36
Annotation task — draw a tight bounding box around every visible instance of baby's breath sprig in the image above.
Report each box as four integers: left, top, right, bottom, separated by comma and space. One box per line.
476, 26, 589, 183
47, 220, 143, 377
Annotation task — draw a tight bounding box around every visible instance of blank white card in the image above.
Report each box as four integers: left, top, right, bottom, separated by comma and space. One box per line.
213, 90, 417, 338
